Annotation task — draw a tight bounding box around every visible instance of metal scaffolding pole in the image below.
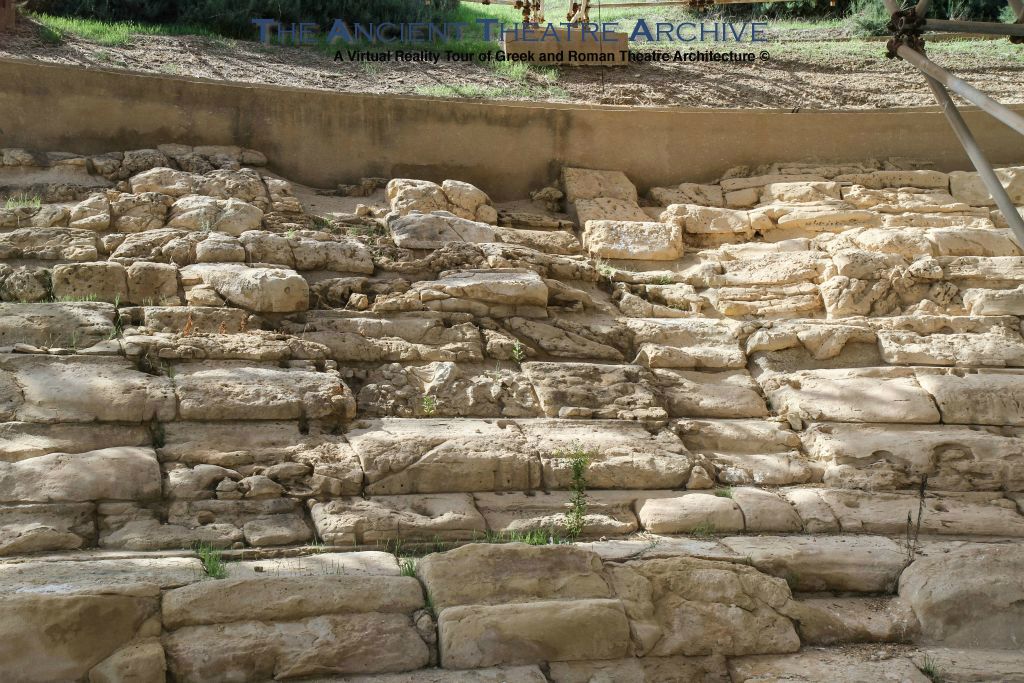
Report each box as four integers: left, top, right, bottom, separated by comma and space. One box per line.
923, 18, 1024, 36
924, 75, 1024, 245
896, 44, 1024, 136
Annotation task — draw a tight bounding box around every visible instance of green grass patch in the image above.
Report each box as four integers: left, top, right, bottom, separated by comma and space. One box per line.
3, 193, 42, 209
30, 12, 215, 47
196, 543, 228, 579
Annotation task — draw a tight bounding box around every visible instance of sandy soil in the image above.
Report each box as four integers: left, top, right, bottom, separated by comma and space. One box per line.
2, 19, 1023, 109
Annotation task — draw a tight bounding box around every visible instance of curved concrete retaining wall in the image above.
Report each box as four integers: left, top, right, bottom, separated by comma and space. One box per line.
2, 57, 1023, 199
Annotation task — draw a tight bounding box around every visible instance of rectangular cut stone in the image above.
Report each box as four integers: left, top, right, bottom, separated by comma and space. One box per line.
0, 423, 150, 463
582, 221, 683, 261
637, 492, 745, 534
728, 652, 929, 682
721, 173, 826, 192
521, 362, 666, 421
0, 302, 115, 348
818, 489, 1024, 536
653, 369, 768, 418
0, 355, 176, 423
162, 574, 424, 628
415, 543, 611, 610
0, 446, 160, 503
296, 312, 483, 363
474, 491, 640, 537
574, 197, 649, 224
0, 502, 95, 555
663, 204, 752, 235
605, 556, 800, 657
803, 422, 1024, 491
346, 419, 539, 495
164, 613, 430, 681
438, 599, 631, 669
950, 166, 1024, 206
626, 319, 747, 369
519, 418, 692, 490
711, 253, 826, 288
759, 368, 940, 424
916, 369, 1024, 426
561, 167, 637, 203
878, 328, 1024, 367
835, 170, 949, 190
173, 361, 355, 421
720, 535, 906, 593
309, 494, 486, 544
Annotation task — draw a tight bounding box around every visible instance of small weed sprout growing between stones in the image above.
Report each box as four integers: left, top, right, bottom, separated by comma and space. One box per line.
483, 528, 555, 545
511, 340, 526, 364
555, 441, 593, 540
714, 487, 733, 498
399, 557, 417, 577
919, 655, 941, 682
691, 521, 716, 539
594, 257, 616, 278
196, 543, 227, 579
3, 193, 42, 209
654, 274, 672, 285
421, 395, 437, 416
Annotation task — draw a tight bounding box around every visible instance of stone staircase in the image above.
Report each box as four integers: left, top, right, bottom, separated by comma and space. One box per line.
0, 145, 1022, 681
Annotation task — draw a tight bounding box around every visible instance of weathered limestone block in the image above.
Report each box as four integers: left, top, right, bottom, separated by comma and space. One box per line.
0, 227, 98, 261
310, 494, 486, 544
126, 261, 179, 305
416, 543, 611, 611
549, 656, 729, 683
942, 255, 1024, 286
773, 206, 882, 233
0, 593, 158, 683
522, 362, 666, 421
130, 167, 270, 210
51, 261, 129, 303
179, 263, 309, 313
606, 557, 800, 657
438, 599, 631, 669
128, 330, 331, 363
296, 312, 483, 363
761, 181, 842, 204
347, 419, 538, 494
561, 167, 638, 203
88, 639, 166, 683
474, 491, 640, 537
674, 418, 811, 487
520, 418, 691, 490
574, 197, 649, 225
389, 211, 496, 249
357, 362, 540, 418
650, 182, 724, 208
732, 487, 804, 532
0, 265, 51, 303
803, 422, 1024, 491
759, 367, 941, 423
164, 613, 430, 681
582, 220, 683, 261
163, 498, 313, 547
721, 535, 906, 592
912, 648, 1024, 683
721, 173, 827, 192
68, 193, 111, 230
163, 574, 424, 628
818, 275, 894, 317
159, 421, 362, 495
842, 185, 973, 213
819, 489, 1024, 536
137, 306, 254, 333
241, 230, 374, 273
663, 204, 759, 237
173, 361, 355, 420
627, 318, 747, 369
506, 318, 623, 362
653, 369, 768, 418
0, 502, 95, 555
0, 355, 176, 423
728, 651, 929, 682
879, 327, 1024, 367
107, 227, 188, 262
916, 369, 1024, 426
412, 269, 548, 317
479, 243, 598, 282
836, 169, 949, 190
786, 596, 919, 645
899, 544, 1024, 648
705, 283, 824, 318
0, 447, 160, 503
637, 492, 745, 534
711, 252, 827, 289
194, 232, 245, 263
962, 285, 1024, 315
0, 302, 114, 348
109, 191, 172, 232
950, 166, 1024, 206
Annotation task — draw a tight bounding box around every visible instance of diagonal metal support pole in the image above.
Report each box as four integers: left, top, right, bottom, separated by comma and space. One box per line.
896, 44, 1024, 137
923, 75, 1024, 245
